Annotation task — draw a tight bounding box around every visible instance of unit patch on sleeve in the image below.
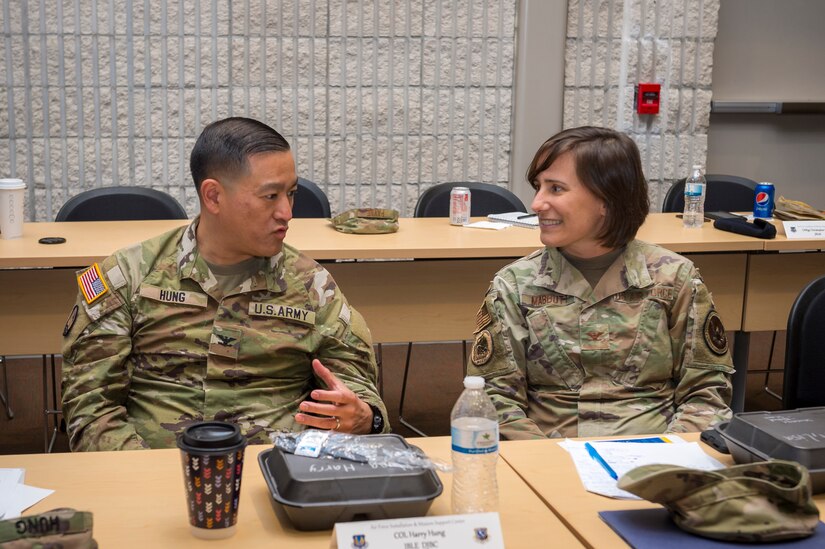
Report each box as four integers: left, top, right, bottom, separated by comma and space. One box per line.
703, 310, 728, 355
77, 263, 109, 304
62, 304, 78, 336
471, 330, 493, 366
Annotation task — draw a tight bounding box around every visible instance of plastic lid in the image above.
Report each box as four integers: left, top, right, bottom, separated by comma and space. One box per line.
177, 421, 246, 453
692, 164, 703, 170
463, 376, 485, 389
0, 178, 25, 190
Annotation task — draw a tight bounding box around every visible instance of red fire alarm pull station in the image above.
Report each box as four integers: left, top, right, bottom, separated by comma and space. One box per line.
635, 83, 661, 114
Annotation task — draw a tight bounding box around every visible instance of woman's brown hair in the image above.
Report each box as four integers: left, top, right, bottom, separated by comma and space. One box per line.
527, 126, 649, 249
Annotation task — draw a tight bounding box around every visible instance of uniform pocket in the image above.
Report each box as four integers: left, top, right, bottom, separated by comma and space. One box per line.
524, 307, 585, 391
611, 299, 673, 387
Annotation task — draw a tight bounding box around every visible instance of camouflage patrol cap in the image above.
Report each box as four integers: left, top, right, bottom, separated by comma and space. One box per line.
0, 508, 97, 548
617, 460, 820, 542
330, 208, 399, 234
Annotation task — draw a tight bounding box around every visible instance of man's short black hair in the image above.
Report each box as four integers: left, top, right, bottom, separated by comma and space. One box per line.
526, 126, 649, 249
190, 117, 291, 193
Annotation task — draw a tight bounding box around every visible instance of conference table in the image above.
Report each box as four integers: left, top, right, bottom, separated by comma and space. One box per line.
1, 214, 824, 411
499, 432, 825, 548
0, 436, 582, 548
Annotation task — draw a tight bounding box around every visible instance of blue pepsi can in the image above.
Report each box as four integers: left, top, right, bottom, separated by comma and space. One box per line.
753, 182, 775, 219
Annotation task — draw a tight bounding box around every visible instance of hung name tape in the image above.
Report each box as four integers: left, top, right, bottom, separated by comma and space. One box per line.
332, 512, 504, 549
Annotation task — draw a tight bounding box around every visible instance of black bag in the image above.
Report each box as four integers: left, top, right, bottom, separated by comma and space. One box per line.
713, 217, 777, 239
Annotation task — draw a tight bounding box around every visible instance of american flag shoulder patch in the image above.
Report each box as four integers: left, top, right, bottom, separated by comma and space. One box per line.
77, 263, 110, 304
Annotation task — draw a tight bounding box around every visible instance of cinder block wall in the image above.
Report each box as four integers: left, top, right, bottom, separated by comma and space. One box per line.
563, 0, 720, 210
1, 1, 720, 220
0, 1, 517, 220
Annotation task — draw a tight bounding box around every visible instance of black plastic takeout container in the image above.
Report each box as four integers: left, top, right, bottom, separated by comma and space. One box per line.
257, 433, 443, 531
716, 407, 825, 494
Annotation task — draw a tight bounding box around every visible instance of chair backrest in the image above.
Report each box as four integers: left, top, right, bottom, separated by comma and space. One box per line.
661, 174, 758, 213
414, 182, 527, 217
56, 186, 188, 221
293, 177, 331, 218
782, 274, 825, 409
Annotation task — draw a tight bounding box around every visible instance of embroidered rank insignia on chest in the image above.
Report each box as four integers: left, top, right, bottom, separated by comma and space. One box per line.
77, 263, 109, 304
704, 310, 728, 355
248, 302, 316, 325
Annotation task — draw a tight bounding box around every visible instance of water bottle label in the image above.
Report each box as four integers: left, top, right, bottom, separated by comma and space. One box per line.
684, 183, 703, 196
451, 425, 499, 454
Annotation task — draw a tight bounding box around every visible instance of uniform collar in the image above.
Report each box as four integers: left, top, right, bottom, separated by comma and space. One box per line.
536, 240, 654, 303
176, 217, 287, 295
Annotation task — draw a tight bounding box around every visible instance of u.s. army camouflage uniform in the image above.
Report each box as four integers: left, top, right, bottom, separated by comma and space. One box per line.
467, 240, 734, 440
62, 219, 388, 451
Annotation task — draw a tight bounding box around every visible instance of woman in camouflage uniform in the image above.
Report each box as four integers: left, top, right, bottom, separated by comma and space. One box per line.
468, 126, 733, 440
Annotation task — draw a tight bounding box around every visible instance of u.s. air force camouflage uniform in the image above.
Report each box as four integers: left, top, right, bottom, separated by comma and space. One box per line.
62, 219, 387, 451
467, 240, 733, 440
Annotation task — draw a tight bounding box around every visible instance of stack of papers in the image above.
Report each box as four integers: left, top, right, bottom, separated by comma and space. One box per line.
0, 468, 54, 519
559, 437, 725, 499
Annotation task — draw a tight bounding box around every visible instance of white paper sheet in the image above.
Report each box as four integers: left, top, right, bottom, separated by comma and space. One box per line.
463, 220, 510, 230
559, 437, 723, 499
0, 468, 54, 519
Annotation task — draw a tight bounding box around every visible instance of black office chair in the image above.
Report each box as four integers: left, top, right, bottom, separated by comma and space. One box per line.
663, 174, 780, 406
42, 186, 188, 452
55, 186, 188, 221
661, 174, 757, 214
293, 177, 331, 218
414, 182, 528, 217
396, 183, 527, 436
782, 275, 825, 409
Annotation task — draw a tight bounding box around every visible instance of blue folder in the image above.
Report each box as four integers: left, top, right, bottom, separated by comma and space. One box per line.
599, 508, 824, 549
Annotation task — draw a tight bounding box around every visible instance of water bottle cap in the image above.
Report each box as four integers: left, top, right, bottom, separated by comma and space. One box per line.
692, 164, 703, 170
463, 376, 485, 389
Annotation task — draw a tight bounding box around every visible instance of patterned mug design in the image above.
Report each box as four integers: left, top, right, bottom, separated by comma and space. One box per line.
181, 450, 245, 530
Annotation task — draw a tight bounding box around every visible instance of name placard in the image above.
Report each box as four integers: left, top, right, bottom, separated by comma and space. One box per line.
332, 513, 504, 549
783, 221, 825, 239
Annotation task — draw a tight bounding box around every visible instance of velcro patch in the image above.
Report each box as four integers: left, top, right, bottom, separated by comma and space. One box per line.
471, 330, 493, 366
77, 263, 109, 304
209, 326, 242, 359
139, 285, 208, 308
704, 310, 728, 355
249, 302, 316, 325
581, 323, 610, 350
106, 264, 127, 290
521, 292, 573, 307
339, 302, 352, 325
474, 305, 492, 334
63, 304, 78, 337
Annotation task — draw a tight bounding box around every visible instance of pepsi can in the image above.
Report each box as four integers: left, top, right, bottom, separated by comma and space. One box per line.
753, 182, 775, 219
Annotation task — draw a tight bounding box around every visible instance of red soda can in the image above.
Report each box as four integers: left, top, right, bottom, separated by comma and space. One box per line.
753, 182, 775, 219
450, 187, 471, 225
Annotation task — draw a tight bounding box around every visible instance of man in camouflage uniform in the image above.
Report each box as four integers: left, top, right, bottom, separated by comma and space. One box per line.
62, 117, 388, 451
467, 127, 733, 440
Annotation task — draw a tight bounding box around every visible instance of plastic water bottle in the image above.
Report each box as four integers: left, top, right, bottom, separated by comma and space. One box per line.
450, 376, 499, 514
682, 164, 707, 228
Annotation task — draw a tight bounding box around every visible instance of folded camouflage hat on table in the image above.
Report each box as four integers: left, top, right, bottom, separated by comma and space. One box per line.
0, 508, 97, 548
617, 460, 820, 542
330, 208, 399, 234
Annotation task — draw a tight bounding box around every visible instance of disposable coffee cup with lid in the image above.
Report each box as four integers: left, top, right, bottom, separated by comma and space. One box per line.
177, 422, 247, 539
0, 178, 26, 239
